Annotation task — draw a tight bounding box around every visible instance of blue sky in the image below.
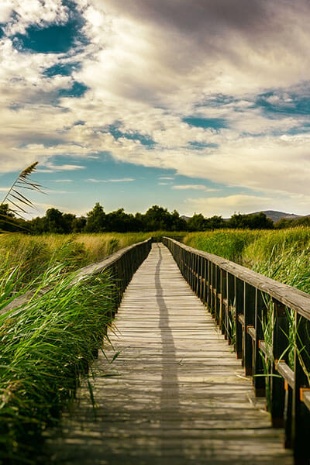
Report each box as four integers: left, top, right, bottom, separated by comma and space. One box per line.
0, 0, 310, 219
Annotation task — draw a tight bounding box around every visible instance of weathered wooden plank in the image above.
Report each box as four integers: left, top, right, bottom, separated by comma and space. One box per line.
45, 243, 293, 465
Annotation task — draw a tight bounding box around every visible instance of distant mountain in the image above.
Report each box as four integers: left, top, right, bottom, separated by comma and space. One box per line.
181, 215, 191, 222
253, 210, 304, 223
182, 211, 309, 224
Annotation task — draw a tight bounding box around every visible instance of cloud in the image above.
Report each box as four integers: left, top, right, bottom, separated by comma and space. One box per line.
2, 0, 69, 35
87, 177, 135, 183
43, 163, 85, 172
173, 184, 216, 192
81, 0, 310, 104
1, 0, 310, 216
186, 192, 310, 218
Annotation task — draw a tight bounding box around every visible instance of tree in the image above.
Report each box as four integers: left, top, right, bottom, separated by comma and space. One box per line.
143, 205, 180, 231
105, 208, 138, 232
170, 210, 187, 231
228, 212, 273, 230
207, 215, 226, 230
71, 216, 87, 233
62, 213, 78, 233
85, 203, 106, 232
187, 214, 207, 231
45, 208, 67, 234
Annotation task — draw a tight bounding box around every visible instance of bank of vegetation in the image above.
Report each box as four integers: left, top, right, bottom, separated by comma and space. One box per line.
0, 264, 118, 463
182, 227, 310, 293
1, 227, 309, 463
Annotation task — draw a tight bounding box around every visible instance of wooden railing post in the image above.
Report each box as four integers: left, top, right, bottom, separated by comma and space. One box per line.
235, 277, 244, 360
270, 301, 288, 426
226, 272, 235, 346
244, 283, 255, 376
253, 289, 266, 396
201, 258, 208, 304
220, 269, 228, 338
292, 315, 310, 462
207, 260, 212, 312
214, 265, 221, 324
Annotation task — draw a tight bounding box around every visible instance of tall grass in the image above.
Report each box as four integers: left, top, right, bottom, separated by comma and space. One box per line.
0, 232, 156, 462
183, 230, 262, 263
0, 262, 116, 464
0, 232, 152, 291
183, 227, 310, 293
184, 228, 310, 389
242, 228, 310, 293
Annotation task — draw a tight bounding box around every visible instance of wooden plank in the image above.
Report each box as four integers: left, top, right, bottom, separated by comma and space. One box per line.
276, 360, 295, 389
44, 243, 293, 465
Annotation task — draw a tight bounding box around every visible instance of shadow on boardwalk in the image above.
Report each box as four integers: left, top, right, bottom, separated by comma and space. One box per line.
43, 244, 294, 465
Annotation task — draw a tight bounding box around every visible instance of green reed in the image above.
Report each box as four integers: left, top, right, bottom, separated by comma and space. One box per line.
183, 228, 310, 389
0, 263, 115, 464
183, 227, 310, 293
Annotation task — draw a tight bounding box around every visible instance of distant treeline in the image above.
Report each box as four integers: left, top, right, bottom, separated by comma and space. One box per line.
1, 202, 309, 234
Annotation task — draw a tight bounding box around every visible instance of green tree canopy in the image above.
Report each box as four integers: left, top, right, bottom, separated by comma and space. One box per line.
85, 203, 106, 232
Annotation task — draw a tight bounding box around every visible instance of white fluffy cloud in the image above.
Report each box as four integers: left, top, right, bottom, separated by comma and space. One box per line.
1, 0, 310, 214
186, 192, 310, 218
2, 0, 69, 35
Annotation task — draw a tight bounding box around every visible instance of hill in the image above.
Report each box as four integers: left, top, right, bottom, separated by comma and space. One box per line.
183, 211, 306, 223
254, 210, 304, 223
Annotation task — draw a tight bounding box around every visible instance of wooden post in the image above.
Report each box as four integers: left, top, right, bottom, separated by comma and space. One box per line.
209, 263, 215, 317
207, 260, 212, 312
253, 289, 266, 396
270, 300, 288, 427
244, 283, 255, 376
284, 379, 293, 449
219, 269, 225, 333
226, 272, 235, 346
292, 314, 310, 462
214, 265, 221, 324
235, 277, 244, 360
201, 258, 207, 304
197, 255, 202, 298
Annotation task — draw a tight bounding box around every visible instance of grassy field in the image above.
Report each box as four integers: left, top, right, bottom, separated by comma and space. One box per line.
182, 227, 310, 293
0, 232, 153, 292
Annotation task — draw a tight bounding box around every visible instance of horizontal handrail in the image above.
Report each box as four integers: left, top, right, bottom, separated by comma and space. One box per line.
1, 238, 153, 315
165, 238, 310, 319
163, 236, 310, 461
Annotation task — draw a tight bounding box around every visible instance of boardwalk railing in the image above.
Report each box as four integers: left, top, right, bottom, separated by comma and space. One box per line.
2, 238, 152, 315
74, 238, 152, 308
163, 236, 310, 462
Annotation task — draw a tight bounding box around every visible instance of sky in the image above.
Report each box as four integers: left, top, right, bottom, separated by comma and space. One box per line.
0, 0, 310, 219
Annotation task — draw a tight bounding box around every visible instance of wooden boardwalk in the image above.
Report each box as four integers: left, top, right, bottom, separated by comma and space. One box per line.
46, 243, 294, 465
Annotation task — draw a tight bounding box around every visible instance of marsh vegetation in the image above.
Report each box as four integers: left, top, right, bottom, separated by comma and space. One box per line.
0, 228, 309, 463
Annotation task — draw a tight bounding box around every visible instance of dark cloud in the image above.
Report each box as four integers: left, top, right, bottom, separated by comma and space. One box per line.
104, 0, 269, 35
